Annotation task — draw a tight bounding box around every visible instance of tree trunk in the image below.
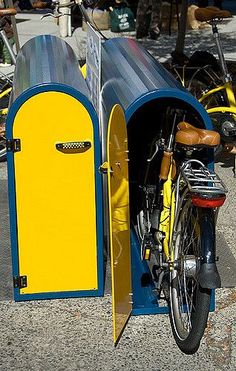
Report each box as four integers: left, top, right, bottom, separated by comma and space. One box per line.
174, 0, 188, 55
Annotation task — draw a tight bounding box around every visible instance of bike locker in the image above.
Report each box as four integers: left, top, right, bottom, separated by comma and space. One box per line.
100, 37, 215, 322
6, 35, 104, 301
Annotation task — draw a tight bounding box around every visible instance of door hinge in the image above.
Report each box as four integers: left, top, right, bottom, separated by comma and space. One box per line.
99, 161, 113, 174
6, 138, 21, 152
99, 161, 109, 174
13, 275, 27, 289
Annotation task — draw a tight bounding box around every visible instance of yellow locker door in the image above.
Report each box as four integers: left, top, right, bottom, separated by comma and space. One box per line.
13, 91, 99, 295
106, 104, 132, 344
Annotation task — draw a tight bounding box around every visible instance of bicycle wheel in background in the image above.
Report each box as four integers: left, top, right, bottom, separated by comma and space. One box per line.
0, 123, 6, 161
0, 143, 6, 161
0, 77, 12, 162
186, 68, 226, 109
170, 198, 212, 354
185, 68, 229, 154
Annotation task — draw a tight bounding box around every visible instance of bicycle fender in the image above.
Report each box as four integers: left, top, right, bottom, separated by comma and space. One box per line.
197, 208, 221, 289
197, 263, 221, 289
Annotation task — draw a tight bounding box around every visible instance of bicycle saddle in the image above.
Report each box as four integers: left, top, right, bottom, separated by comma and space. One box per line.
0, 8, 17, 17
176, 121, 220, 147
195, 6, 232, 22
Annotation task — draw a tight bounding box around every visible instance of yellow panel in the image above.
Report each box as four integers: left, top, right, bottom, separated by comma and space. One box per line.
107, 104, 132, 344
80, 63, 86, 79
13, 91, 98, 294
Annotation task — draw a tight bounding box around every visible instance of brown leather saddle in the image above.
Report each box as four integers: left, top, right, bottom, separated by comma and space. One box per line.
176, 121, 220, 147
195, 6, 232, 23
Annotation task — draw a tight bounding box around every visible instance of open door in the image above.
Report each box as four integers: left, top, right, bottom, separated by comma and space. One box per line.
106, 104, 132, 344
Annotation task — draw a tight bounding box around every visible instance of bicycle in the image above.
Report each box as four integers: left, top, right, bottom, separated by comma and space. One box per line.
135, 108, 227, 354
169, 6, 236, 176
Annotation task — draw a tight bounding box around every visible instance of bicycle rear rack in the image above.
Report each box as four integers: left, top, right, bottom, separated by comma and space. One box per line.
180, 159, 227, 196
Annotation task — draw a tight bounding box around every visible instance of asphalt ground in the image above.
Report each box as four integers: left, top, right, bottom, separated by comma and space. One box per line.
0, 9, 236, 371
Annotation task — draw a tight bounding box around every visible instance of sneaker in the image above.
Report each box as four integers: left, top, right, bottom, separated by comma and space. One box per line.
0, 63, 12, 67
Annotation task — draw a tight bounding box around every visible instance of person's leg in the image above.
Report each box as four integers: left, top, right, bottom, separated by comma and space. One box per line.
149, 0, 161, 39
2, 37, 14, 65
136, 0, 150, 38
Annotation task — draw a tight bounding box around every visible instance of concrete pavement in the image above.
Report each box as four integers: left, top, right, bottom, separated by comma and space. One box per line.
0, 8, 236, 371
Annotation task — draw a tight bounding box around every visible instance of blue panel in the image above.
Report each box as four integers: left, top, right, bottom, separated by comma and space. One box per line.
131, 230, 169, 315
13, 289, 104, 302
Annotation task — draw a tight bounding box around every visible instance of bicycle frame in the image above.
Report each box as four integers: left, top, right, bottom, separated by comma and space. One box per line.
0, 86, 11, 115
199, 81, 236, 114
159, 164, 175, 263
156, 151, 227, 275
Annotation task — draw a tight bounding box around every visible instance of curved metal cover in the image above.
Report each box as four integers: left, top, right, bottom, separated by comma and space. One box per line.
101, 37, 211, 128
12, 35, 90, 102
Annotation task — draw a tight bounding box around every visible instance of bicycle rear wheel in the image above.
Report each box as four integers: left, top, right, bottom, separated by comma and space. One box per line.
170, 198, 212, 354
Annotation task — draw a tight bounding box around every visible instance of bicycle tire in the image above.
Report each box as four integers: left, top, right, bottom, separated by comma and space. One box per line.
170, 198, 212, 354
186, 69, 225, 108
185, 69, 229, 154
0, 143, 6, 161
0, 117, 7, 162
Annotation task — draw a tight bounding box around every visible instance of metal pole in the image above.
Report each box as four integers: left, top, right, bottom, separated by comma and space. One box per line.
59, 0, 69, 37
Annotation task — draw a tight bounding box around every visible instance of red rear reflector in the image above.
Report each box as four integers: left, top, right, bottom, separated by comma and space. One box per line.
191, 195, 226, 208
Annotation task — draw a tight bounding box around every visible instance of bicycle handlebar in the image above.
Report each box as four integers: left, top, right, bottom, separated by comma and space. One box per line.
40, 0, 107, 39
40, 0, 97, 24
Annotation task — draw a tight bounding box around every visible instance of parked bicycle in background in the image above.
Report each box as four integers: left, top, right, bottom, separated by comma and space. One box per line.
170, 6, 236, 176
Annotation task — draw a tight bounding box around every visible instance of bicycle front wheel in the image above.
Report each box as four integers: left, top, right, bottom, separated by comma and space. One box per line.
170, 199, 212, 354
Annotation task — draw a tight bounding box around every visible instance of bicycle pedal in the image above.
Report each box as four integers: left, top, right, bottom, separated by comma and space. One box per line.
142, 246, 151, 260
141, 234, 156, 260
